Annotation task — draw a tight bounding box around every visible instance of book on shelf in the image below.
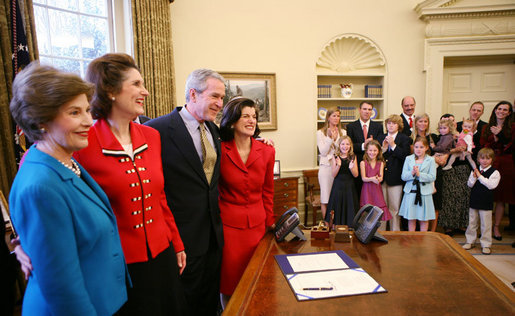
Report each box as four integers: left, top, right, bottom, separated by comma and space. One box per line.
337, 106, 357, 120
364, 85, 382, 98
317, 84, 332, 98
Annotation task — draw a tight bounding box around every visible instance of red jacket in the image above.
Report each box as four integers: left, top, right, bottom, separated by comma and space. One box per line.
218, 138, 276, 229
74, 119, 184, 264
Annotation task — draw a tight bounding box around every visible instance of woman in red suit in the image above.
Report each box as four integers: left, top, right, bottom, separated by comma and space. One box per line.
218, 97, 276, 307
74, 53, 186, 315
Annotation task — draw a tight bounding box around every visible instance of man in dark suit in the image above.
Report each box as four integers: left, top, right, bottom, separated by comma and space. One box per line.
146, 69, 225, 315
377, 115, 411, 231
346, 101, 384, 194
400, 96, 416, 137
456, 101, 486, 161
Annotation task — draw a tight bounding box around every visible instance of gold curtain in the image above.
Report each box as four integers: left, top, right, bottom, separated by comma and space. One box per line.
0, 0, 38, 198
131, 0, 176, 118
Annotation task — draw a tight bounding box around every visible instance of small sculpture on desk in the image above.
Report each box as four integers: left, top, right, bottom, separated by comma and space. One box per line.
311, 220, 330, 239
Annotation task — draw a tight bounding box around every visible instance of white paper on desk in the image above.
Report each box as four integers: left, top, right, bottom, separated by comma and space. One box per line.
287, 268, 386, 301
286, 252, 348, 273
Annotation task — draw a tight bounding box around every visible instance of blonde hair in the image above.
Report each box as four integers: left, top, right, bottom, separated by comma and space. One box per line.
438, 118, 456, 136
477, 147, 495, 161
461, 118, 476, 133
384, 114, 404, 131
320, 107, 344, 137
363, 140, 384, 163
412, 113, 431, 144
336, 136, 355, 161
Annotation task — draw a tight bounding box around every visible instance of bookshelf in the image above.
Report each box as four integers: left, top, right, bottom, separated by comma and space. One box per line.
316, 74, 385, 126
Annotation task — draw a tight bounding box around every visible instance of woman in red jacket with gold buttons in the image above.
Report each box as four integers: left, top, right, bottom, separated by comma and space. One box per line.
218, 97, 276, 307
74, 53, 186, 315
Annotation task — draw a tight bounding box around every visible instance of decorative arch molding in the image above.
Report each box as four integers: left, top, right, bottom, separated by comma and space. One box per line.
415, 0, 515, 121
316, 34, 386, 73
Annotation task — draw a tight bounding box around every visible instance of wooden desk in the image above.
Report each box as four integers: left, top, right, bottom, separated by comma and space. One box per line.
225, 231, 515, 315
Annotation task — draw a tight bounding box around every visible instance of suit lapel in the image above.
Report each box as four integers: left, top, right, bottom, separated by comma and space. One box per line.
71, 165, 115, 220
354, 120, 365, 142
169, 109, 210, 184
28, 147, 114, 220
246, 138, 262, 168
224, 140, 247, 173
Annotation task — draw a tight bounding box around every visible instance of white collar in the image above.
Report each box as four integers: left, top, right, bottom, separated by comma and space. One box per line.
402, 113, 414, 121
360, 119, 370, 127
480, 165, 491, 172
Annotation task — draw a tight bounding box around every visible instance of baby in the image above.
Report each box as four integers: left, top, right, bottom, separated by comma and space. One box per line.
442, 118, 477, 170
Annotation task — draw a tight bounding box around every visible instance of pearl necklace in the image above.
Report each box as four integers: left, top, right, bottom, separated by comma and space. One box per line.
59, 159, 81, 177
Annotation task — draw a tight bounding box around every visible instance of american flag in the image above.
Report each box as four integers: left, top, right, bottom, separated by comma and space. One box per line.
11, 0, 32, 166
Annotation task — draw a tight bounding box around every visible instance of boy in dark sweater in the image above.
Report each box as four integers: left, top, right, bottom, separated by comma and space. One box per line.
462, 148, 501, 255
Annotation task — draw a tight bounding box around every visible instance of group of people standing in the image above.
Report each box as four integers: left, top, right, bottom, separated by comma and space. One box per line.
8, 55, 275, 315
317, 97, 514, 254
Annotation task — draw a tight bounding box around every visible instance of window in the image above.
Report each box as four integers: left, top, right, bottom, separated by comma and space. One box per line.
33, 0, 114, 76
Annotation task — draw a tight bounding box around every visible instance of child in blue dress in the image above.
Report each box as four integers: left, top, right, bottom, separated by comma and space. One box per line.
399, 136, 437, 231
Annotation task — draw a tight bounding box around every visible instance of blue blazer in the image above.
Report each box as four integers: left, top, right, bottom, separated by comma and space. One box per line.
401, 154, 436, 195
10, 146, 128, 316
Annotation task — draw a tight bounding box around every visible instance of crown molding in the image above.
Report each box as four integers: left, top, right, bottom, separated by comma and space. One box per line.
416, 2, 515, 21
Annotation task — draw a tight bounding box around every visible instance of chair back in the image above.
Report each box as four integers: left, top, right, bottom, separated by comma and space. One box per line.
302, 169, 321, 226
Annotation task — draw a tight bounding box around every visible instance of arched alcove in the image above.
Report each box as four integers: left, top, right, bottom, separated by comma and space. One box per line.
316, 34, 386, 73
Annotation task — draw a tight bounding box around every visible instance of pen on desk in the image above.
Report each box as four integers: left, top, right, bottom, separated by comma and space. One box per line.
302, 287, 334, 291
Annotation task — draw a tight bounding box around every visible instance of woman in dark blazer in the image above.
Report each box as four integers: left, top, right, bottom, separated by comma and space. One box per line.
9, 63, 128, 315
218, 97, 276, 307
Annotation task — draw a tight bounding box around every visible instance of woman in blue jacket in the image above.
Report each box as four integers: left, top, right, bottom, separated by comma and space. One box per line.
9, 63, 128, 316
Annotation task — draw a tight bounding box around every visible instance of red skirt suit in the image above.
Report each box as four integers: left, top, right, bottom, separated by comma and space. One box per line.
219, 138, 276, 295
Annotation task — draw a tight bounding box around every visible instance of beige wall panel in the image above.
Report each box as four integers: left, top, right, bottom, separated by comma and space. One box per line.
449, 73, 473, 93
481, 72, 506, 92
169, 0, 425, 172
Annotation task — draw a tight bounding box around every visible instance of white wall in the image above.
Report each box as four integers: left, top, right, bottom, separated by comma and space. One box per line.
170, 0, 426, 172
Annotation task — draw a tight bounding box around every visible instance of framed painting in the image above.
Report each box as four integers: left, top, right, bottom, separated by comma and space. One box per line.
274, 160, 281, 178
219, 72, 277, 130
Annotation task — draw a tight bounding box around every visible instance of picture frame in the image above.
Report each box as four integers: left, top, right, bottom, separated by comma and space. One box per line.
274, 160, 281, 178
0, 190, 12, 232
219, 72, 277, 130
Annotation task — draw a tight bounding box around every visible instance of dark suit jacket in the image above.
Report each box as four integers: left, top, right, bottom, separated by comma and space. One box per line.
377, 133, 411, 186
137, 115, 151, 124
457, 119, 486, 160
400, 114, 413, 137
145, 107, 223, 257
346, 119, 384, 162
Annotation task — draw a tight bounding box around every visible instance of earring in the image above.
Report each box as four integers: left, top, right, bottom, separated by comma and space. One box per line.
40, 127, 46, 133
111, 97, 115, 101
